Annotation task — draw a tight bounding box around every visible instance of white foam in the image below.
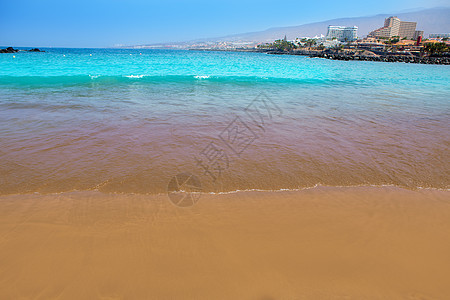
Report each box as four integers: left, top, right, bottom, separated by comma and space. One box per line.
125, 75, 145, 78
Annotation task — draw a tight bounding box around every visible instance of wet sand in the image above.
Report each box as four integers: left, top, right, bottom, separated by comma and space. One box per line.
0, 186, 449, 299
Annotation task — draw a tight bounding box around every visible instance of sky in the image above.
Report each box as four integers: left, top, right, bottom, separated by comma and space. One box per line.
0, 0, 447, 48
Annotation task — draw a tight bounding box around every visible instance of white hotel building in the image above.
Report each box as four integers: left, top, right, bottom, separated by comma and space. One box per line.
326, 26, 358, 42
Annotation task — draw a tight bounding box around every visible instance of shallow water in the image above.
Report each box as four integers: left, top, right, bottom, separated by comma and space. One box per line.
0, 48, 449, 195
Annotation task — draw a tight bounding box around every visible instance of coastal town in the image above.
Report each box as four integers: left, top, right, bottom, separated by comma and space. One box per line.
252, 16, 449, 64
190, 16, 448, 64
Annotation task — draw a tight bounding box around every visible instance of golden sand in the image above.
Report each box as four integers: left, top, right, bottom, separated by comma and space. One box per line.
0, 186, 449, 299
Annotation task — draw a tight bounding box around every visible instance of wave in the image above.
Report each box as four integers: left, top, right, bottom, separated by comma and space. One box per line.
124, 75, 145, 79
1, 183, 448, 198
0, 74, 365, 87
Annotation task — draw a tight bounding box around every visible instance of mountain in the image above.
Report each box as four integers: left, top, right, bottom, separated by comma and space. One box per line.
212, 7, 450, 43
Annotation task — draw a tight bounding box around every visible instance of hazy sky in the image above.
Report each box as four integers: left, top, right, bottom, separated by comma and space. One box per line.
0, 0, 447, 47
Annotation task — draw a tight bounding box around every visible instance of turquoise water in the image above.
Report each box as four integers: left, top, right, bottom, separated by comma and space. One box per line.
0, 48, 449, 195
1, 48, 449, 85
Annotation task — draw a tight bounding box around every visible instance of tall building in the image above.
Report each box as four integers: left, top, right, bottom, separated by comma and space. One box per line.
384, 16, 401, 34
326, 26, 358, 42
369, 16, 419, 39
399, 21, 417, 39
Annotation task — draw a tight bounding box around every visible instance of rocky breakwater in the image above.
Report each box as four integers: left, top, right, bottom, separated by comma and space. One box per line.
311, 50, 449, 65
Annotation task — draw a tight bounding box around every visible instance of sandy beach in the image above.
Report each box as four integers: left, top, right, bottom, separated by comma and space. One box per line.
1, 186, 449, 299
2, 1, 450, 298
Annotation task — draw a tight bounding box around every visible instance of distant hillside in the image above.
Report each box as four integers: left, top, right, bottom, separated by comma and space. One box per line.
129, 7, 450, 48
206, 7, 450, 43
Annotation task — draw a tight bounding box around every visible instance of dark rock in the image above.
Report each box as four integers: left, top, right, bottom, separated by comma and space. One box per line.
0, 47, 19, 53
1, 47, 45, 53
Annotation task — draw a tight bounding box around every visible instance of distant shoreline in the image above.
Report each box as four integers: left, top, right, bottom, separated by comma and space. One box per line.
3, 45, 448, 65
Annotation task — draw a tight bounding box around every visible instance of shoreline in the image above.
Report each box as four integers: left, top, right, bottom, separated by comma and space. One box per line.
1, 186, 449, 299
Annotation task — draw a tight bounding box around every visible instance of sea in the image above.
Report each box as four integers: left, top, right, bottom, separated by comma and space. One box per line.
0, 48, 449, 197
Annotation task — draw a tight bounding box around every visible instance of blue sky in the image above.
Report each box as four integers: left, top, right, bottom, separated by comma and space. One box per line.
0, 0, 446, 47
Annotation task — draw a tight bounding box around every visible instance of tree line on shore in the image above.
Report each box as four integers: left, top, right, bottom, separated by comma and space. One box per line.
258, 37, 450, 57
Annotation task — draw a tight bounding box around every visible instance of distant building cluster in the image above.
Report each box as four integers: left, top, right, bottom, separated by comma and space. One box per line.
368, 16, 422, 39
169, 15, 448, 51
272, 13, 450, 56
313, 15, 431, 49
281, 14, 450, 53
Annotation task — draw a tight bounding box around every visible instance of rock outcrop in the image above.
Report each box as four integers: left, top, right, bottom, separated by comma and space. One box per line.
257, 48, 450, 65
0, 47, 44, 53
0, 47, 19, 53
310, 52, 450, 65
